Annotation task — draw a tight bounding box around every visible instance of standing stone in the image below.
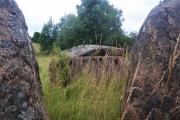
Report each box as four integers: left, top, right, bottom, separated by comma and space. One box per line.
121, 0, 180, 120
0, 0, 49, 119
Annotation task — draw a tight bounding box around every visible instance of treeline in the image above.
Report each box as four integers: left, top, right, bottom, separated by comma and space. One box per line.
31, 0, 137, 53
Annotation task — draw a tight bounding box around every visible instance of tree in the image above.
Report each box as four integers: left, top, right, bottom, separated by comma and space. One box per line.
32, 32, 41, 42
39, 17, 60, 52
55, 0, 128, 50
128, 31, 138, 45
55, 0, 136, 50
76, 0, 124, 45
55, 14, 82, 50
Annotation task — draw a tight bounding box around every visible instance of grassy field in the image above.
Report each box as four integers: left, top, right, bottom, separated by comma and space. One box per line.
33, 43, 127, 120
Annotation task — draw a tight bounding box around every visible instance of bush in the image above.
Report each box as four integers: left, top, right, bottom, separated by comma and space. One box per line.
49, 46, 69, 87
49, 56, 62, 85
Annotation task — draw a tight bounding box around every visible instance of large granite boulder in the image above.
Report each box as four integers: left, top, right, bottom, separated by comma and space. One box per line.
0, 0, 48, 119
49, 45, 127, 85
67, 45, 126, 80
69, 56, 123, 81
66, 45, 124, 57
121, 0, 180, 120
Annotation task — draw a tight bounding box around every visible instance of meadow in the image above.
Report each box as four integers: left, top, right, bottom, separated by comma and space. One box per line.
33, 43, 127, 120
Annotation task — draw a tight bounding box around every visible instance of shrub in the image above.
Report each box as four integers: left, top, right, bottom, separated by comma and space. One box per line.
49, 46, 69, 87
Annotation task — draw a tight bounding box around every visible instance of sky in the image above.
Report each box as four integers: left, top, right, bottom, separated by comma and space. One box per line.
15, 0, 160, 37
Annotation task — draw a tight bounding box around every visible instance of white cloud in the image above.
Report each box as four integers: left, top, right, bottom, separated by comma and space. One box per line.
109, 0, 159, 33
15, 0, 159, 36
16, 0, 81, 36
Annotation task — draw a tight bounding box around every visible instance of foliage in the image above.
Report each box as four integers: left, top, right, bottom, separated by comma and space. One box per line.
50, 45, 70, 87
129, 31, 138, 41
32, 32, 41, 42
36, 0, 135, 51
76, 0, 124, 45
39, 17, 60, 52
49, 56, 61, 85
127, 31, 138, 46
55, 14, 82, 50
55, 0, 134, 50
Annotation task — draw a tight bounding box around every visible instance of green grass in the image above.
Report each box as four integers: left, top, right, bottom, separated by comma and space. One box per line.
33, 43, 127, 120
32, 42, 41, 55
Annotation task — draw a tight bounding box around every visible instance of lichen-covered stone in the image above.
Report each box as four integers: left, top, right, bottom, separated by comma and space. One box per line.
0, 0, 49, 119
69, 56, 124, 81
121, 0, 180, 120
66, 45, 124, 57
49, 45, 127, 85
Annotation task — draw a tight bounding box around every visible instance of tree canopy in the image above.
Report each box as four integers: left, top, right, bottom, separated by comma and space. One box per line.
76, 0, 124, 45
37, 0, 135, 51
39, 17, 60, 52
55, 14, 82, 50
32, 32, 41, 42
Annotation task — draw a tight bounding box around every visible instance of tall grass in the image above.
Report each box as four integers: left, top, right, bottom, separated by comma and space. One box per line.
120, 35, 180, 120
33, 43, 128, 120
32, 42, 41, 55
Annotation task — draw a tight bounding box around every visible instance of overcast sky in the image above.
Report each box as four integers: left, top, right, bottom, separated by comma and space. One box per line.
15, 0, 160, 37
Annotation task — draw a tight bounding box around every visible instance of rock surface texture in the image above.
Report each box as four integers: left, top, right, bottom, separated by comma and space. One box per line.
49, 45, 127, 85
121, 0, 180, 120
66, 45, 124, 57
67, 45, 125, 80
0, 0, 48, 119
69, 56, 123, 80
